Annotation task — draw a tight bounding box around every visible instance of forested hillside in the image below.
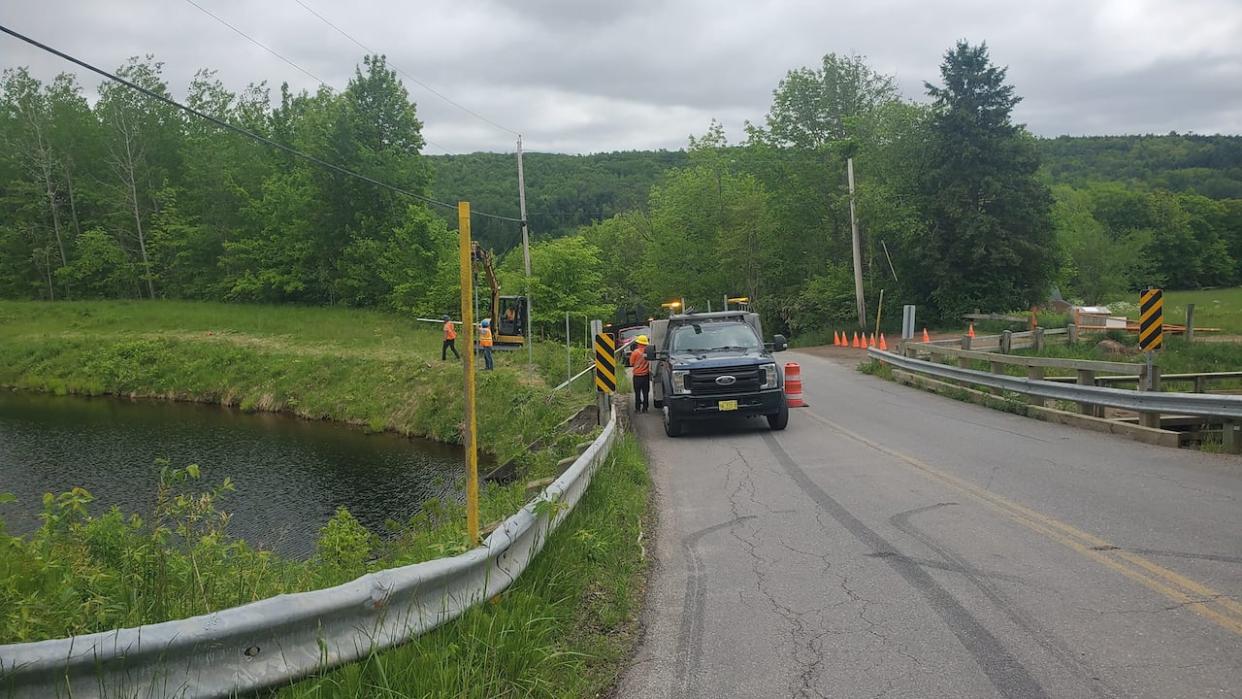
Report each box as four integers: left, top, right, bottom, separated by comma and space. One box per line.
428, 134, 1242, 244
430, 150, 687, 249
3, 44, 1240, 337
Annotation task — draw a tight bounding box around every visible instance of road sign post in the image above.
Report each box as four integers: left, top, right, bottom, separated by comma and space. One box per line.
458, 202, 479, 544
593, 322, 616, 425
1139, 287, 1164, 429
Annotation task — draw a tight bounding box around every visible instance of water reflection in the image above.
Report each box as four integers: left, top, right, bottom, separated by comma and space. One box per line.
0, 391, 466, 557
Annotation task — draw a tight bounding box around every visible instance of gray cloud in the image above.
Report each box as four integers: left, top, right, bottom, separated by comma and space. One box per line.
4, 0, 1240, 153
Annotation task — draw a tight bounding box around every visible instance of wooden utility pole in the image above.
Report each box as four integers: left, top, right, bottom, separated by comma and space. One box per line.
458, 202, 479, 544
517, 135, 533, 365
847, 158, 866, 328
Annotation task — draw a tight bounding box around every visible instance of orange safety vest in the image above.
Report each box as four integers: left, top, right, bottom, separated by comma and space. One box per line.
480, 327, 493, 347
630, 347, 649, 376
443, 321, 457, 341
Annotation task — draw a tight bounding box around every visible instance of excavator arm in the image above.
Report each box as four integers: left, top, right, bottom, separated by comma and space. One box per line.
472, 241, 500, 330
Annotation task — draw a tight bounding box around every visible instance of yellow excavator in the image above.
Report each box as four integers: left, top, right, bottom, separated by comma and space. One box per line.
471, 242, 529, 346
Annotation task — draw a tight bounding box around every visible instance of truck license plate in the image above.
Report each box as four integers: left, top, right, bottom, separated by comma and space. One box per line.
718, 400, 738, 411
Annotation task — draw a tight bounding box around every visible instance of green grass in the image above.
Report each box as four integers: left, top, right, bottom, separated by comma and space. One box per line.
275, 434, 650, 699
0, 300, 641, 651
0, 300, 586, 463
1105, 287, 1242, 335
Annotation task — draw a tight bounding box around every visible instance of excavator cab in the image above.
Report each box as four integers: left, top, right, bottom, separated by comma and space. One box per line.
471, 241, 528, 347
496, 296, 527, 345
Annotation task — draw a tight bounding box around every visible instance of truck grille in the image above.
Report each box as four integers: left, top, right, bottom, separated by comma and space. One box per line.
688, 366, 762, 395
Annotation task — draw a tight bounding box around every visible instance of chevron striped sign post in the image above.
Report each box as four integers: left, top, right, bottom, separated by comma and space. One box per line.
594, 331, 617, 393
1139, 287, 1164, 352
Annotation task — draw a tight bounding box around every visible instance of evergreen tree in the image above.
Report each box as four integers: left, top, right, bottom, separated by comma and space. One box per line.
914, 41, 1056, 318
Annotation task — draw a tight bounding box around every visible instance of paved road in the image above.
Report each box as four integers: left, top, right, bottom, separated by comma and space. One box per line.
616, 350, 1242, 698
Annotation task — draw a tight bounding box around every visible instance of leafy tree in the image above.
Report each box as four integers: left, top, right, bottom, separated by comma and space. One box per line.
1051, 185, 1149, 303
759, 52, 900, 149
54, 229, 138, 298
95, 56, 182, 299
913, 41, 1056, 318
497, 236, 609, 332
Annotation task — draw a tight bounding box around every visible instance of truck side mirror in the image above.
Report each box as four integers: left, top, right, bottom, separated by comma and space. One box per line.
773, 334, 788, 352
645, 345, 656, 360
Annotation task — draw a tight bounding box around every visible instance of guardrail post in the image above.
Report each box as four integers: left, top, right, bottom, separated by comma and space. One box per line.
1194, 375, 1207, 394
1224, 421, 1241, 454
1067, 324, 1078, 345
1000, 330, 1013, 354
1076, 369, 1101, 417
1139, 365, 1162, 429
1026, 366, 1049, 407
1033, 327, 1045, 352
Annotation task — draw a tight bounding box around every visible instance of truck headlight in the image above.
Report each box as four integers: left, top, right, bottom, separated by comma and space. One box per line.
760, 363, 779, 390
672, 370, 691, 395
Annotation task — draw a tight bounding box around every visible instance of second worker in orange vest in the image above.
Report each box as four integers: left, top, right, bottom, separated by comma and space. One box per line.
441, 315, 460, 361
479, 318, 494, 371
629, 334, 651, 413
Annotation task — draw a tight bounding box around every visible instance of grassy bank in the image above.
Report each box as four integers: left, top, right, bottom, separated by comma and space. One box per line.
277, 434, 651, 698
0, 300, 588, 463
0, 300, 623, 644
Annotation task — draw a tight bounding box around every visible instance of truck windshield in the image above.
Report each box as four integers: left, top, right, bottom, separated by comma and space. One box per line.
670, 322, 762, 354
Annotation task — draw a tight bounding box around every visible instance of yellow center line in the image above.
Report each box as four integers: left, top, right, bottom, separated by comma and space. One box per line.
801, 409, 1242, 636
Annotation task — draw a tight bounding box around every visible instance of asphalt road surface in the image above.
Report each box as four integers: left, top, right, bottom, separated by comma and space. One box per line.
616, 349, 1241, 698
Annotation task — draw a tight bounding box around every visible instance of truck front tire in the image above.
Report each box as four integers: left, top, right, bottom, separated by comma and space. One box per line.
767, 398, 789, 431
663, 406, 684, 437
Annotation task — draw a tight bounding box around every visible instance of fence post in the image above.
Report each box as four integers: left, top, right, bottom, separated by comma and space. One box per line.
1000, 330, 1013, 354
1076, 369, 1100, 417
1139, 365, 1162, 429
1194, 375, 1207, 394
1067, 324, 1078, 345
959, 335, 972, 368
1185, 303, 1195, 342
1033, 327, 1045, 352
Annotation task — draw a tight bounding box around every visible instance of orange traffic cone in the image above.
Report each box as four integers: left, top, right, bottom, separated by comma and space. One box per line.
879, 333, 888, 351
922, 328, 931, 343
968, 322, 976, 339
852, 332, 860, 348
784, 362, 807, 407
833, 331, 842, 346
866, 333, 874, 348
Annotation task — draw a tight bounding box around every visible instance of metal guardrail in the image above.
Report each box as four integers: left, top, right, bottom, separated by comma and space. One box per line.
914, 343, 1140, 374
0, 410, 619, 699
552, 338, 635, 392
869, 349, 1242, 420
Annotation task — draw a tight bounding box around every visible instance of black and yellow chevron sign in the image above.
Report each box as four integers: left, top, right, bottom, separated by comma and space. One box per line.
594, 332, 617, 393
1139, 287, 1164, 351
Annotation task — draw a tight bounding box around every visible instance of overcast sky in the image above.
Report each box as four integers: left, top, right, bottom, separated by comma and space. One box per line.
5, 0, 1241, 153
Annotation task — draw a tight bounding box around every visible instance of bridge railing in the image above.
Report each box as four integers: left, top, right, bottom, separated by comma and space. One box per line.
0, 409, 620, 699
868, 348, 1242, 452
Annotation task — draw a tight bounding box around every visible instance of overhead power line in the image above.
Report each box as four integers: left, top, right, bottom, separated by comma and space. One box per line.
181, 0, 459, 153
291, 0, 521, 137
0, 24, 522, 223
182, 0, 328, 88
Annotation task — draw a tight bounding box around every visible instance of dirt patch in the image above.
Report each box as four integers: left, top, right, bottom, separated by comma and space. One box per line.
793, 344, 872, 366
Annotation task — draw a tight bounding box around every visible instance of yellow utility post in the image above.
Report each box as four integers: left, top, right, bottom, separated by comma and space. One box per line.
458, 202, 479, 544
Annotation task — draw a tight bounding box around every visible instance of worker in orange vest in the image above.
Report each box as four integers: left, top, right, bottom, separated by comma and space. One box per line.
441, 315, 459, 361
479, 318, 495, 371
630, 335, 651, 413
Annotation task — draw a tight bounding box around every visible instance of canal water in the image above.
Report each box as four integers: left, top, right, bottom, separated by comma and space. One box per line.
0, 391, 466, 558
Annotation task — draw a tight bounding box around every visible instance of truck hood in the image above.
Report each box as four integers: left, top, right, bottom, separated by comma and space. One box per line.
667, 351, 772, 370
